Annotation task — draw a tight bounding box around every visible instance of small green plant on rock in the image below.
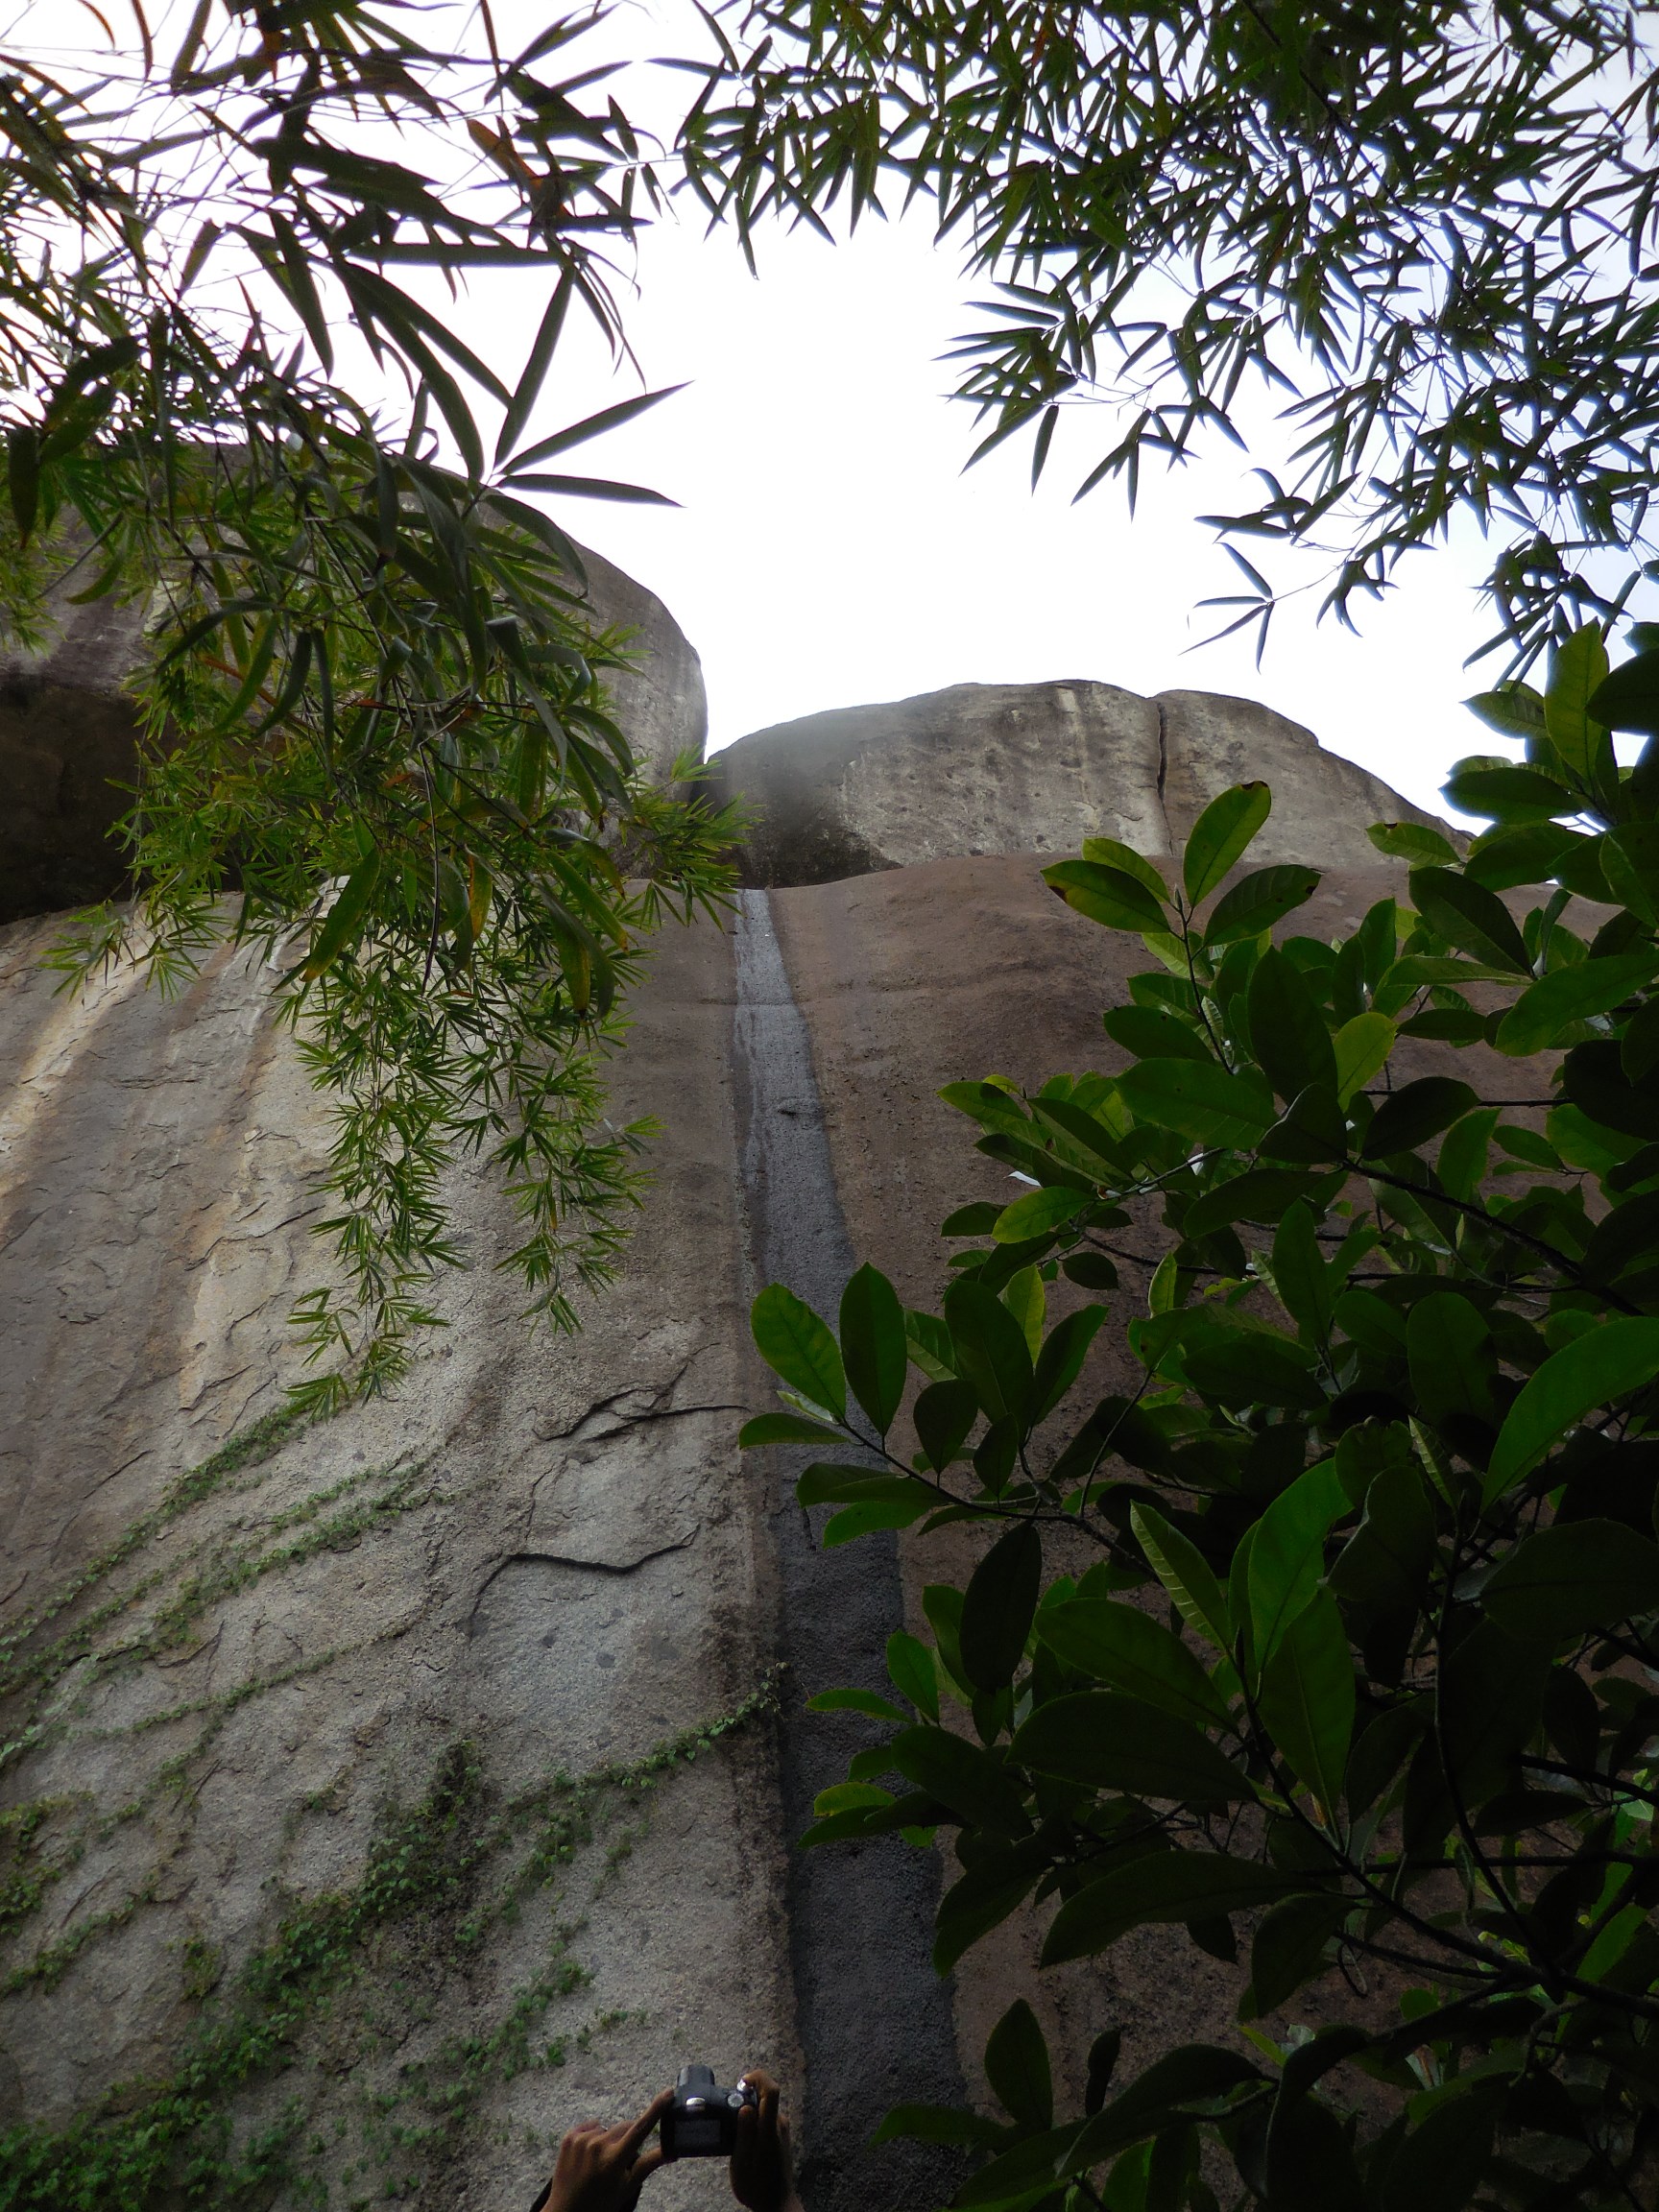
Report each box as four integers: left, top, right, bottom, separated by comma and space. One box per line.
743, 630, 1659, 2208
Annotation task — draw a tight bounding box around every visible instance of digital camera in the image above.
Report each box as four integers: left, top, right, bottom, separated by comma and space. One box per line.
659, 2063, 757, 2160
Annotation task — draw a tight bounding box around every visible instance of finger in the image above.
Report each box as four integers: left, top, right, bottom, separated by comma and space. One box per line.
731, 2100, 756, 2181
739, 2068, 779, 2098
621, 2088, 674, 2158
628, 2146, 665, 2182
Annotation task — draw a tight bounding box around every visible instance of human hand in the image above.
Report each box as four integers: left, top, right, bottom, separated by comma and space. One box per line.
538, 2091, 672, 2212
730, 2070, 803, 2212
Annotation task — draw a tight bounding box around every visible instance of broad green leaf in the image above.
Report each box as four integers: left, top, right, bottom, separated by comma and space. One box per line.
1496, 952, 1659, 1055
1441, 762, 1571, 824
1101, 1004, 1214, 1064
892, 1722, 1029, 1832
1204, 864, 1320, 944
960, 1522, 1044, 1691
752, 1285, 846, 1421
1329, 1461, 1435, 1612
1183, 1336, 1326, 1411
1484, 1318, 1659, 1498
1081, 835, 1170, 903
1482, 1519, 1659, 1640
1184, 782, 1271, 903
1379, 2080, 1505, 2212
1030, 1305, 1108, 1422
807, 1687, 906, 1722
1132, 1503, 1234, 1659
737, 1411, 846, 1448
1406, 1291, 1498, 1425
1011, 1690, 1250, 1805
1068, 2048, 1262, 2172
1037, 1599, 1231, 1726
823, 1496, 933, 1545
1437, 1107, 1500, 1202
1589, 646, 1659, 735
1271, 1202, 1332, 1339
1003, 1265, 1045, 1362
1544, 624, 1612, 785
1332, 1011, 1396, 1103
1368, 820, 1457, 865
840, 1262, 907, 1433
933, 1841, 1047, 1972
1248, 1459, 1346, 1663
985, 1999, 1054, 2131
1257, 1590, 1354, 1823
1043, 859, 1167, 932
1407, 866, 1531, 975
1117, 1061, 1275, 1148
906, 1309, 958, 1382
796, 1464, 923, 1506
1248, 1892, 1351, 2015
914, 1379, 978, 1472
1248, 947, 1337, 1103
1041, 1853, 1310, 1966
995, 1186, 1092, 1241
887, 1629, 941, 1719
870, 2104, 1005, 2152
1465, 682, 1547, 744
1182, 1168, 1330, 1241
944, 1278, 1033, 1421
1359, 1076, 1478, 1159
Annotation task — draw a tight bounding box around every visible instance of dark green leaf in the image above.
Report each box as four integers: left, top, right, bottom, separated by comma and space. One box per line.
1184, 1336, 1325, 1411
840, 1262, 907, 1434
1258, 1591, 1354, 1822
1043, 859, 1167, 932
1441, 763, 1571, 823
1407, 867, 1531, 975
995, 1186, 1092, 1241
945, 1278, 1035, 1423
1407, 1291, 1497, 1426
1011, 1690, 1250, 1804
1483, 1519, 1659, 1641
870, 2104, 1005, 2151
914, 1379, 978, 1472
301, 851, 382, 979
1329, 1463, 1435, 1612
1037, 1599, 1230, 1726
1102, 1005, 1214, 1063
892, 1723, 1029, 1833
1248, 1892, 1351, 2014
738, 1411, 846, 1448
1070, 2047, 1262, 2170
1205, 864, 1320, 944
960, 1522, 1044, 1692
1589, 647, 1659, 735
1359, 1077, 1479, 1159
1184, 782, 1272, 903
1117, 1061, 1275, 1148
985, 1999, 1053, 2132
1181, 1169, 1327, 1241
1132, 1503, 1233, 1657
1485, 1318, 1659, 1498
1031, 1306, 1107, 1422
1496, 953, 1659, 1056
1248, 947, 1338, 1103
887, 1629, 940, 1720
1248, 1459, 1347, 1662
1042, 1854, 1312, 1966
751, 1285, 847, 1420
1380, 2080, 1505, 2212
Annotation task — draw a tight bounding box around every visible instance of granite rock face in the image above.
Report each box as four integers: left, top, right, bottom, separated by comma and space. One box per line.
0, 541, 705, 926
0, 571, 1469, 2203
702, 677, 1444, 882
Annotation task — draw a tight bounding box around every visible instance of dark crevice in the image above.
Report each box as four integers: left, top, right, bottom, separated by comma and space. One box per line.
467, 1538, 695, 1632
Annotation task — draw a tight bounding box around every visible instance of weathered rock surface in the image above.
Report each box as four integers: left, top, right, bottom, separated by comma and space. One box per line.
702, 678, 1444, 882
2, 565, 1479, 2204
0, 541, 705, 926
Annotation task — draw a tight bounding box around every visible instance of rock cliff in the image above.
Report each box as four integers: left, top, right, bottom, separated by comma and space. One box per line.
0, 571, 1465, 2209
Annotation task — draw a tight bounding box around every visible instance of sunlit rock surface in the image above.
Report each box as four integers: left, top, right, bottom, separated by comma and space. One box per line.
1, 578, 1475, 2207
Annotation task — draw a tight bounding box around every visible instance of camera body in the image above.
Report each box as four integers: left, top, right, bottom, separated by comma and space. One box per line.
659, 2063, 757, 2160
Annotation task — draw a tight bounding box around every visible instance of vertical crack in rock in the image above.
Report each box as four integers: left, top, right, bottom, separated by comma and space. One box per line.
1154, 696, 1173, 854
732, 888, 967, 2212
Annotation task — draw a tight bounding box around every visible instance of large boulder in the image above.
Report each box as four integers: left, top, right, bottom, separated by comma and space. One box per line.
0, 541, 705, 926
701, 678, 1443, 883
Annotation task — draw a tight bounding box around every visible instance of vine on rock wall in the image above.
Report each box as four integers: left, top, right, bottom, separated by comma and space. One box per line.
743, 632, 1659, 2208
0, 1408, 774, 2209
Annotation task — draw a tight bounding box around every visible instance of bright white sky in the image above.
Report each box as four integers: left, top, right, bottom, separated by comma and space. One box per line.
450, 0, 1507, 821
46, 0, 1529, 819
